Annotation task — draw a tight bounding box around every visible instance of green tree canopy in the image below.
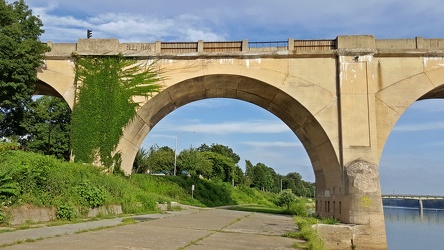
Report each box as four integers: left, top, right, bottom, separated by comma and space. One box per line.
0, 0, 49, 137
177, 147, 212, 178
20, 96, 71, 160
201, 151, 235, 182
146, 145, 175, 175
198, 143, 240, 164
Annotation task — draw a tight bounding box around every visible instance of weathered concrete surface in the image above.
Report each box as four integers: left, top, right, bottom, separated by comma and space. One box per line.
2, 208, 302, 250
316, 223, 387, 250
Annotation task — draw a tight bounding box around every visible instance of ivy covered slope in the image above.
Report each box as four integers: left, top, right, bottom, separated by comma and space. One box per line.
71, 56, 162, 169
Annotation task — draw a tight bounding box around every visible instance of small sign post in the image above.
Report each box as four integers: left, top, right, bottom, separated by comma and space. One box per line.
191, 184, 195, 199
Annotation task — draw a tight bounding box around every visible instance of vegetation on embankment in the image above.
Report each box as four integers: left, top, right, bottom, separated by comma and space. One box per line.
0, 148, 280, 222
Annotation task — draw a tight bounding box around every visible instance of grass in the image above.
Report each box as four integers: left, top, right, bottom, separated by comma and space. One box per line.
227, 204, 286, 214
0, 148, 327, 249
0, 149, 285, 223
292, 216, 326, 250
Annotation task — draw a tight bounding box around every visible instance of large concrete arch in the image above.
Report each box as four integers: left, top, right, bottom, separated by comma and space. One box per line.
116, 74, 340, 194
36, 60, 76, 109
375, 65, 444, 159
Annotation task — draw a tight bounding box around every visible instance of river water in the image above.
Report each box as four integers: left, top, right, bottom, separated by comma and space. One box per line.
384, 207, 444, 249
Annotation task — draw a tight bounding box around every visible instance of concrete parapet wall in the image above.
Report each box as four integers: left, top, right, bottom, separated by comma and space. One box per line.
44, 35, 444, 58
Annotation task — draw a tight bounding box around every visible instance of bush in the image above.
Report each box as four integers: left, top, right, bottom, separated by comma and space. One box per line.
57, 205, 76, 220
278, 189, 297, 209
76, 181, 107, 208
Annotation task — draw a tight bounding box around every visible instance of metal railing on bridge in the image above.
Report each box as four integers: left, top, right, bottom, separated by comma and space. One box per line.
158, 38, 336, 54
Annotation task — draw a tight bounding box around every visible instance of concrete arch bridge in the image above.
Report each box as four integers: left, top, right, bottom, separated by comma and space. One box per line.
36, 35, 444, 249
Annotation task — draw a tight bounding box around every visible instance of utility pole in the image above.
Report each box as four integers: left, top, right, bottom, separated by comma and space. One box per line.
174, 135, 178, 176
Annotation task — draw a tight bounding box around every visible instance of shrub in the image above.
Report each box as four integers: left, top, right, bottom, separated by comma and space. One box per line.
75, 181, 107, 208
278, 189, 297, 209
57, 205, 76, 220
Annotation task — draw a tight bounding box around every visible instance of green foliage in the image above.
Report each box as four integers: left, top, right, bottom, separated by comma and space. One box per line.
0, 148, 300, 221
178, 147, 212, 178
0, 172, 19, 203
20, 96, 71, 160
320, 216, 340, 225
278, 189, 298, 209
75, 181, 107, 208
283, 172, 315, 197
293, 216, 326, 250
56, 205, 76, 221
247, 162, 279, 192
71, 56, 161, 168
0, 0, 50, 137
198, 143, 240, 164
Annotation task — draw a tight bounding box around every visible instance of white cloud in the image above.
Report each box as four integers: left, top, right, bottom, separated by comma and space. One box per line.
392, 122, 444, 132
174, 121, 289, 134
186, 99, 231, 109
28, 2, 226, 42
241, 141, 302, 148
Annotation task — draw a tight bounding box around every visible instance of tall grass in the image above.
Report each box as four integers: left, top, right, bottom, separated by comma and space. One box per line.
292, 216, 325, 250
0, 149, 284, 221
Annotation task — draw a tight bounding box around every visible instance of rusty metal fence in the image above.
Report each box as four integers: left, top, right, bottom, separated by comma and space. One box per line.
159, 39, 336, 53
203, 41, 242, 52
294, 39, 336, 50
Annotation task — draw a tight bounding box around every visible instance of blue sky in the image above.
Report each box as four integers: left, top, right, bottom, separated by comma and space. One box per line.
23, 0, 444, 195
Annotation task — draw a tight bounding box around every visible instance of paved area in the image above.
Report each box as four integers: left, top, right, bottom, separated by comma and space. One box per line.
0, 207, 303, 249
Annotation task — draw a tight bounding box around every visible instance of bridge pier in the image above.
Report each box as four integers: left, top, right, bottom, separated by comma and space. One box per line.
419, 199, 424, 218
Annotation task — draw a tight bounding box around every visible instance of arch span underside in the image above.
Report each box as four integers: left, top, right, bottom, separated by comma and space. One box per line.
117, 74, 341, 195
33, 80, 64, 99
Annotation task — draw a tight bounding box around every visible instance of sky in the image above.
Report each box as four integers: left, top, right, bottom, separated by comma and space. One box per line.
21, 0, 444, 195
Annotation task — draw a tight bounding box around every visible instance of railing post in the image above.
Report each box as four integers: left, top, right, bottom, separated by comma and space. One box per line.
198, 40, 204, 52
415, 36, 424, 49
242, 39, 248, 52
288, 38, 294, 51
155, 41, 161, 53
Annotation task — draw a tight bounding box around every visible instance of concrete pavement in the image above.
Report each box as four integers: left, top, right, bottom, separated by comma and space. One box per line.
0, 206, 303, 249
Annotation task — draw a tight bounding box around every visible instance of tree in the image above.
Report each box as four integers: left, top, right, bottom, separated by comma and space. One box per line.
146, 146, 175, 175
278, 189, 298, 209
133, 148, 150, 173
177, 147, 212, 177
0, 0, 50, 137
20, 96, 71, 160
249, 162, 279, 192
202, 151, 235, 182
198, 143, 240, 164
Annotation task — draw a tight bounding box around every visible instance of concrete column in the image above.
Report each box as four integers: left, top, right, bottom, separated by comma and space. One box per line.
155, 41, 161, 53
197, 40, 204, 53
335, 35, 387, 249
288, 38, 294, 51
242, 39, 248, 51
416, 36, 424, 49
419, 199, 424, 219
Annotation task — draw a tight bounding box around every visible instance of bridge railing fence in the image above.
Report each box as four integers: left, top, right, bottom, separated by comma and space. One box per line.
294, 39, 336, 50
158, 39, 337, 54
203, 41, 242, 52
248, 41, 289, 52
160, 42, 198, 53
